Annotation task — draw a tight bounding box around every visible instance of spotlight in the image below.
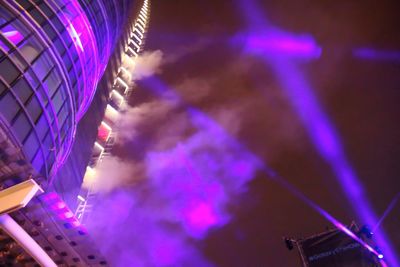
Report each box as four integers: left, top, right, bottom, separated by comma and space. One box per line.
359, 225, 373, 239
283, 237, 294, 251
378, 254, 384, 259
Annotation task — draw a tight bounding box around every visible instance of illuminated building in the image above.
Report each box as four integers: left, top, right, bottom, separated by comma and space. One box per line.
75, 0, 150, 225
0, 0, 150, 265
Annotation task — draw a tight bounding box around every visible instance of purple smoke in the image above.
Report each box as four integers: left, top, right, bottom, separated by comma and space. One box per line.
87, 77, 260, 266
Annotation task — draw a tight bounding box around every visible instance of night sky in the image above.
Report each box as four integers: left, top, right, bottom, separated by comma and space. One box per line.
88, 1, 400, 266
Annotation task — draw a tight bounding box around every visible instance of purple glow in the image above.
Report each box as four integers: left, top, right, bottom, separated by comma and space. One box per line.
40, 192, 84, 230
268, 50, 397, 267
354, 48, 400, 62
51, 0, 102, 120
3, 30, 24, 46
50, 201, 66, 210
89, 75, 393, 266
236, 0, 398, 265
373, 192, 400, 232
87, 77, 263, 265
183, 201, 218, 233
67, 23, 83, 52
244, 33, 322, 58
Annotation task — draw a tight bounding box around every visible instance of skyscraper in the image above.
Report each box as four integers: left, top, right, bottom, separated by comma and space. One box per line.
0, 0, 150, 265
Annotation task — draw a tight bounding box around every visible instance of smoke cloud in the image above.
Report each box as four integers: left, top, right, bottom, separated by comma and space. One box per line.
87, 69, 262, 266
87, 44, 302, 266
122, 50, 164, 81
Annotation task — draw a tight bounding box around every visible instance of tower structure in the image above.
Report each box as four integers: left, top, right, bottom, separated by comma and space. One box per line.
0, 0, 149, 265
75, 0, 151, 225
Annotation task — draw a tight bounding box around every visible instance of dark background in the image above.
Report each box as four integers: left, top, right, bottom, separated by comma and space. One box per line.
118, 1, 400, 266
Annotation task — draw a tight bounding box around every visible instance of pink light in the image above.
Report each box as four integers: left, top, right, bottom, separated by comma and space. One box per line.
244, 33, 322, 58
51, 201, 66, 210
64, 211, 74, 219
67, 23, 83, 52
184, 202, 218, 232
40, 192, 58, 201
97, 122, 111, 142
70, 219, 81, 227
3, 30, 24, 45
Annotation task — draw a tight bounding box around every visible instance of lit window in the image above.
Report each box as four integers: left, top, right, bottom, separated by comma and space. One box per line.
1, 24, 24, 46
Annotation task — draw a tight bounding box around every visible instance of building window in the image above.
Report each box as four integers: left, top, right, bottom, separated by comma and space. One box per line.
24, 69, 40, 89
32, 51, 53, 81
43, 68, 61, 97
35, 114, 48, 141
26, 95, 42, 123
12, 77, 32, 104
0, 57, 20, 85
23, 131, 40, 161
31, 148, 45, 174
9, 51, 28, 71
12, 112, 31, 142
0, 80, 6, 96
0, 92, 20, 122
19, 35, 41, 64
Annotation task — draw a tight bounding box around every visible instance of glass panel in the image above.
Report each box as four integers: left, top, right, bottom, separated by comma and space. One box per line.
57, 103, 68, 125
29, 8, 46, 25
23, 131, 39, 161
46, 152, 55, 170
31, 148, 44, 173
32, 51, 53, 81
39, 3, 54, 18
12, 77, 32, 104
9, 51, 28, 70
0, 92, 20, 122
51, 87, 63, 112
0, 37, 11, 52
24, 69, 39, 89
26, 95, 42, 123
1, 24, 24, 46
15, 0, 32, 9
43, 69, 61, 97
0, 58, 20, 84
35, 114, 49, 141
19, 36, 41, 64
35, 85, 49, 106
0, 80, 6, 96
43, 23, 57, 41
12, 112, 31, 142
42, 131, 53, 150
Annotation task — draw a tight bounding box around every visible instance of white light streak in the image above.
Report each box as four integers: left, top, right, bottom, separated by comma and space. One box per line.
129, 39, 141, 52
118, 66, 132, 80
115, 77, 130, 94
94, 142, 104, 153
133, 28, 144, 39
131, 33, 142, 44
139, 14, 146, 22
126, 46, 138, 57
101, 121, 113, 132
137, 18, 146, 28
135, 23, 145, 33
110, 90, 124, 107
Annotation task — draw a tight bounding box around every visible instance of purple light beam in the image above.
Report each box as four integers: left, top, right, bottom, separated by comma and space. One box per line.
234, 0, 399, 265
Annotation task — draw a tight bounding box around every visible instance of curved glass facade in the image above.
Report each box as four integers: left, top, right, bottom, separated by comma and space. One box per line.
0, 0, 132, 182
